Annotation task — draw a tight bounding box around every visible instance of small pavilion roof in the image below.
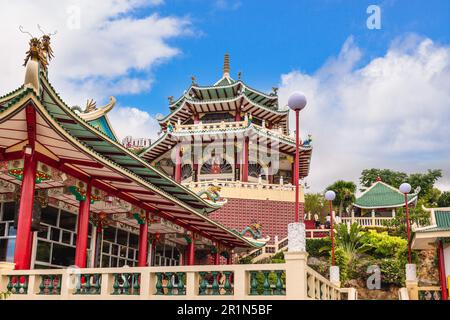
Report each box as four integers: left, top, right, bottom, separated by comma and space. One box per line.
353, 181, 419, 209
0, 70, 258, 249
412, 207, 450, 250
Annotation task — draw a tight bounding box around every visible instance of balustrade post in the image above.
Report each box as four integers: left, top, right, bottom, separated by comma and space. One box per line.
60, 271, 71, 299
233, 268, 246, 299
185, 271, 196, 298
284, 251, 308, 299
100, 272, 111, 297
139, 271, 150, 299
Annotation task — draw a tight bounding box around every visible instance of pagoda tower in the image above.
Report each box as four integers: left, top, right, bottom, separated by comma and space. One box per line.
140, 54, 313, 244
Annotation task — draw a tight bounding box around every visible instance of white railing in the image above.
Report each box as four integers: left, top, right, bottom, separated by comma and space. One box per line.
306, 266, 341, 300
185, 180, 296, 192
175, 121, 247, 132
341, 217, 393, 227
0, 254, 349, 300
242, 230, 331, 262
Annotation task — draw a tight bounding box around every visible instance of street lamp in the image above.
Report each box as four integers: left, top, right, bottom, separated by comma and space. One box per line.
288, 92, 307, 223
399, 182, 412, 263
325, 190, 336, 265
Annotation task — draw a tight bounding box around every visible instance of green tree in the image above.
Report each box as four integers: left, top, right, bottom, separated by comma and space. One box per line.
325, 180, 356, 215
304, 193, 326, 221
407, 169, 442, 199
382, 202, 430, 238
438, 192, 450, 207
360, 169, 408, 191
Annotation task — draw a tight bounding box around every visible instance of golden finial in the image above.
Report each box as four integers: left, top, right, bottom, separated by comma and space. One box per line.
191, 76, 197, 85
272, 87, 278, 95
168, 96, 174, 104
238, 71, 241, 80
223, 53, 230, 76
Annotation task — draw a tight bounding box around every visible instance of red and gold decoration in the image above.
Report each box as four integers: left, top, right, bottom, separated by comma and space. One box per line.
67, 180, 104, 203
8, 160, 52, 183
128, 206, 148, 225
90, 211, 109, 228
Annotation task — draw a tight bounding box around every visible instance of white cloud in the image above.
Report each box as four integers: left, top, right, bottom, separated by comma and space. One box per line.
278, 35, 450, 192
0, 0, 189, 106
108, 106, 161, 140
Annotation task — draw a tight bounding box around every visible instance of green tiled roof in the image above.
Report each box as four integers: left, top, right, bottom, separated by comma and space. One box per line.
354, 181, 417, 209
435, 211, 450, 228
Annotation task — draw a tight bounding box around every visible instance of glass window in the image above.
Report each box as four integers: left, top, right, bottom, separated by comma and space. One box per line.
7, 224, 16, 237
119, 246, 127, 259
50, 228, 60, 242
41, 206, 58, 226
0, 223, 5, 237
111, 244, 118, 256
129, 233, 138, 249
61, 231, 71, 245
127, 248, 135, 260
2, 202, 16, 221
102, 242, 110, 254
0, 238, 15, 262
103, 228, 116, 242
111, 257, 117, 267
101, 254, 109, 267
36, 240, 51, 263
51, 243, 75, 267
116, 229, 128, 246
37, 225, 49, 239
59, 210, 76, 231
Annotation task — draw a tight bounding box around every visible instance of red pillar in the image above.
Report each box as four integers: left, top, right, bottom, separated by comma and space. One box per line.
138, 212, 149, 267
227, 254, 232, 265
187, 237, 195, 265
291, 161, 296, 185
14, 151, 37, 270
214, 251, 220, 265
174, 144, 182, 183
438, 240, 448, 300
241, 137, 249, 182
74, 182, 92, 268
235, 111, 241, 121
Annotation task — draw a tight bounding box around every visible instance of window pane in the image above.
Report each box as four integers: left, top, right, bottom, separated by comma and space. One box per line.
37, 225, 49, 239
59, 210, 76, 231
36, 241, 51, 263
111, 244, 118, 256
116, 229, 128, 246
101, 254, 109, 267
2, 202, 16, 221
61, 231, 71, 245
111, 257, 117, 267
119, 246, 127, 259
103, 228, 116, 242
41, 206, 58, 226
129, 233, 138, 249
50, 228, 61, 242
0, 223, 5, 237
51, 243, 75, 267
102, 242, 110, 254
0, 238, 15, 262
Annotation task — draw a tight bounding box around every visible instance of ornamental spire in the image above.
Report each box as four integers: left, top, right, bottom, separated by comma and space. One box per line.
223, 53, 230, 77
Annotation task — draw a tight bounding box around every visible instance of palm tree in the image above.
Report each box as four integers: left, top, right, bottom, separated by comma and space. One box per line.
325, 180, 356, 215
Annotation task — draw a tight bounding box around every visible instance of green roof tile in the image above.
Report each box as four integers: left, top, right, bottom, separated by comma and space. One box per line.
354, 182, 417, 209
435, 211, 450, 228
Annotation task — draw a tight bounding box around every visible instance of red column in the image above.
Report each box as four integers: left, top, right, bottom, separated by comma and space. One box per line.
214, 251, 220, 265
187, 237, 195, 265
14, 151, 37, 270
74, 182, 92, 268
438, 240, 448, 300
138, 212, 149, 267
235, 111, 241, 121
241, 137, 249, 182
174, 144, 182, 183
294, 109, 301, 222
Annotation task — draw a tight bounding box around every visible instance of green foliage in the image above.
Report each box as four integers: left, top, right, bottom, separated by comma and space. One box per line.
382, 204, 430, 238
306, 238, 330, 258
438, 191, 450, 207
321, 223, 372, 264
238, 256, 254, 264
334, 247, 349, 282
270, 251, 285, 262
359, 168, 443, 207
305, 193, 326, 221
362, 230, 407, 258
325, 180, 357, 215
360, 169, 408, 191
379, 258, 404, 286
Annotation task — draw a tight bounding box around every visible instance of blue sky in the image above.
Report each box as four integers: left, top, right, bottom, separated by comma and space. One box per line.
116, 0, 450, 114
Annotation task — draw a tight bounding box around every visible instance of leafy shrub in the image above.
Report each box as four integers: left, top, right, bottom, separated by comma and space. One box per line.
334, 246, 349, 283
380, 258, 404, 286
362, 230, 407, 258
306, 238, 330, 257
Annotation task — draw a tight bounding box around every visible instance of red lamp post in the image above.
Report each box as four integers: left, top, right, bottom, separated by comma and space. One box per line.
325, 190, 336, 265
288, 92, 307, 223
399, 183, 412, 263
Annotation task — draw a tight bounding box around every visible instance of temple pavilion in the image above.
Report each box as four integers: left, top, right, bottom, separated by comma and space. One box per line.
0, 36, 257, 270
140, 54, 315, 244
343, 178, 420, 228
